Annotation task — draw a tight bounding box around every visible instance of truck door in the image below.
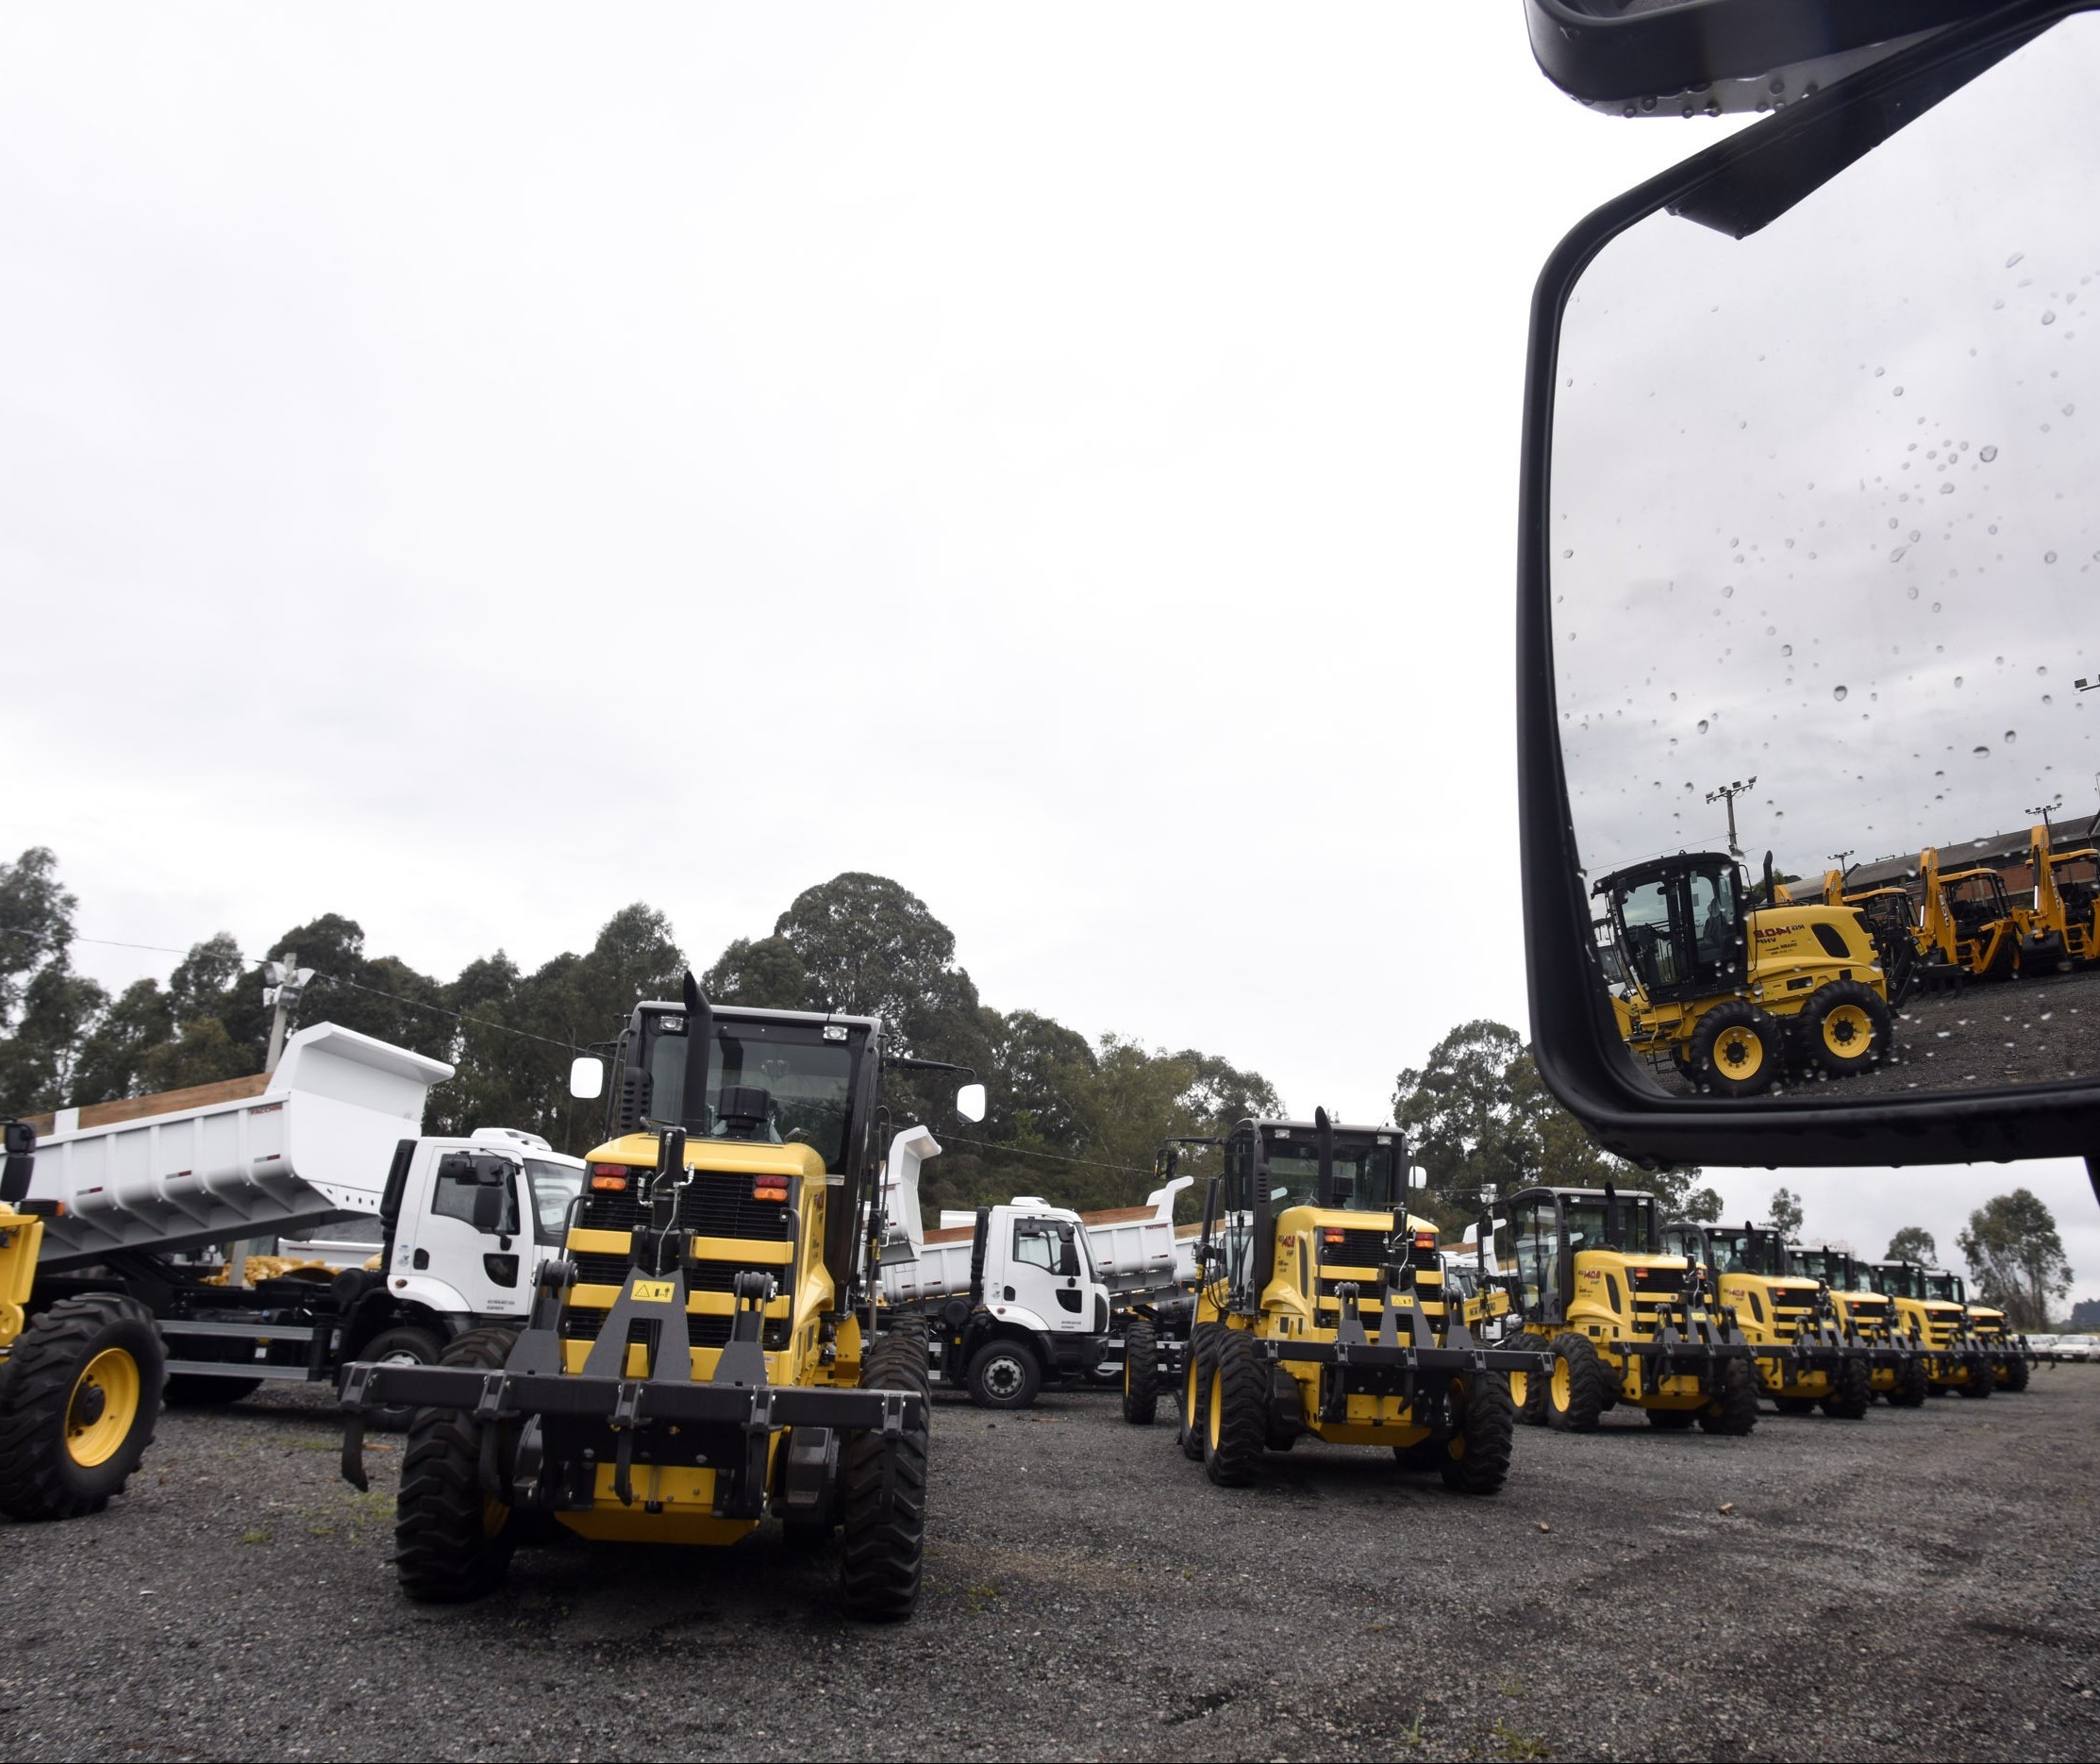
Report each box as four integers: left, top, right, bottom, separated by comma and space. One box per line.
1008, 1216, 1089, 1335
395, 1148, 530, 1317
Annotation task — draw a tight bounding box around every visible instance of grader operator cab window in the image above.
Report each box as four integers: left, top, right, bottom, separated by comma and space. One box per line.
1561, 1194, 1656, 1256
1263, 1134, 1401, 1213
638, 1014, 857, 1168
1501, 1200, 1561, 1317
1606, 858, 1744, 1002
1924, 1272, 1967, 1305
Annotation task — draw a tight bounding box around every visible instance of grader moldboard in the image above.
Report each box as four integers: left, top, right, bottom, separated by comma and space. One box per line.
1495, 1185, 1760, 1434
340, 974, 979, 1620
1156, 1112, 1542, 1495
1660, 1222, 1873, 1419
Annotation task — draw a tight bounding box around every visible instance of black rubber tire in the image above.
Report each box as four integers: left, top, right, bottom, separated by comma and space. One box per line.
1439, 1372, 1516, 1497
1544, 1332, 1608, 1433
841, 1331, 930, 1622
1690, 1000, 1783, 1097
1179, 1324, 1219, 1461
161, 1373, 264, 1406
1699, 1356, 1760, 1435
1510, 1335, 1550, 1428
2001, 1354, 2031, 1393
0, 1294, 164, 1523
1646, 1406, 1699, 1430
1820, 1355, 1872, 1420
1121, 1320, 1158, 1426
1200, 1330, 1267, 1489
1889, 1354, 1928, 1407
1799, 978, 1893, 1078
964, 1339, 1041, 1410
393, 1327, 518, 1604
1956, 1355, 1994, 1399
1773, 1395, 1818, 1416
359, 1324, 449, 1435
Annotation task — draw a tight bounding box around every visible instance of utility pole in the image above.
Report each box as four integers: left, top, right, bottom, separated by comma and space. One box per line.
1706, 776, 1757, 858
230, 955, 315, 1289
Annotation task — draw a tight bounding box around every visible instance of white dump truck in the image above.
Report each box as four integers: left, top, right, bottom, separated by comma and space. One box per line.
874, 1127, 1193, 1407
2, 1022, 585, 1520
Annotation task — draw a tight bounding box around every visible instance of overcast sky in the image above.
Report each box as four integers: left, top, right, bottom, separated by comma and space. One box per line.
6, 7, 2092, 1303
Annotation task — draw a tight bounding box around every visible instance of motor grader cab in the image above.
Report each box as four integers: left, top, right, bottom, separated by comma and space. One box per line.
1917, 847, 2026, 983
340, 974, 979, 1619
0, 1117, 164, 1522
1594, 852, 1892, 1096
1787, 1243, 1925, 1406
2019, 823, 2100, 974
1158, 1111, 1541, 1495
1495, 1184, 1758, 1435
1868, 1260, 1992, 1400
1661, 1221, 1872, 1419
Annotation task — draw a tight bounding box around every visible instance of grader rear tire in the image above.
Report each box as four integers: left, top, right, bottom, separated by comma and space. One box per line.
1179, 1324, 1219, 1461
1544, 1333, 1608, 1433
1889, 1355, 1928, 1407
0, 1294, 163, 1523
1202, 1331, 1268, 1488
1691, 1001, 1783, 1097
1821, 1355, 1872, 1420
1799, 979, 1892, 1079
1699, 1357, 1760, 1435
1509, 1338, 1551, 1428
842, 1331, 931, 1621
393, 1328, 518, 1604
1121, 1320, 1159, 1426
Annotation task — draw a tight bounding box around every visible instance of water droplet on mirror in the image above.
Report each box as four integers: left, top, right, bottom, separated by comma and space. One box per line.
1975, 745, 1991, 756
1933, 603, 1942, 613
1832, 686, 1848, 702
2042, 310, 2058, 325
1940, 482, 1955, 494
1696, 720, 1709, 734
2045, 552, 2058, 564
1955, 676, 1964, 688
1780, 644, 1792, 657
1721, 586, 1734, 598
1980, 444, 1999, 462
2006, 731, 2018, 743
1906, 586, 1920, 600
2007, 251, 2025, 267
1893, 387, 1905, 397
1890, 548, 1907, 562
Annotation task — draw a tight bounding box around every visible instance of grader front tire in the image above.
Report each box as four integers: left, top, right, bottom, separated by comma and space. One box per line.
1439, 1372, 1515, 1497
393, 1328, 519, 1604
1544, 1333, 1608, 1433
842, 1331, 931, 1622
0, 1294, 163, 1523
1179, 1324, 1219, 1461
1202, 1331, 1267, 1489
1691, 1001, 1782, 1097
1699, 1357, 1760, 1436
1821, 1355, 1872, 1420
1121, 1320, 1159, 1426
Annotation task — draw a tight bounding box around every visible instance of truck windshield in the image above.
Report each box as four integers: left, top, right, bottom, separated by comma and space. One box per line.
525, 1159, 584, 1243
641, 1021, 856, 1170
1264, 1137, 1400, 1211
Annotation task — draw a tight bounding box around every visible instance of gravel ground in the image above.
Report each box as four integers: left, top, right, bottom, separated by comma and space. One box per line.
1646, 963, 2100, 1098
4, 1367, 2097, 1761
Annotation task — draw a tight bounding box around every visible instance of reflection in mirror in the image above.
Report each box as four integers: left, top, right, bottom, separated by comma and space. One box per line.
1553, 14, 2100, 1103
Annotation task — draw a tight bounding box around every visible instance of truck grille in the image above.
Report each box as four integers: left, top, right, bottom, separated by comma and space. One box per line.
576, 1177, 792, 1240
1319, 1228, 1397, 1270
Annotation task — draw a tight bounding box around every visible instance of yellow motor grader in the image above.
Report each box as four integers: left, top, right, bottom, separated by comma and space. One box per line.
1496, 1184, 1759, 1434
1593, 852, 1891, 1096
340, 974, 983, 1619
1163, 1112, 1542, 1495
1868, 1260, 1993, 1398
1660, 1221, 1872, 1418
1787, 1244, 1926, 1406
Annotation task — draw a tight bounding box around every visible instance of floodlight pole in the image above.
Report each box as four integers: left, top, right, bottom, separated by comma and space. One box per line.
1706, 776, 1757, 859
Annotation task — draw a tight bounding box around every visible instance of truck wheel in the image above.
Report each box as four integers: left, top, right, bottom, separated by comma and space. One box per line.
1956, 1356, 1994, 1399
964, 1340, 1040, 1409
1820, 1356, 1872, 1420
357, 1324, 448, 1434
1698, 1357, 1760, 1435
1509, 1336, 1550, 1428
1890, 1355, 1928, 1407
1202, 1331, 1267, 1488
393, 1328, 517, 1604
841, 1331, 929, 1621
1544, 1333, 1607, 1433
162, 1373, 264, 1406
1691, 1001, 1782, 1097
1800, 979, 1892, 1078
1645, 1406, 1698, 1430
0, 1295, 164, 1523
1180, 1324, 1219, 1460
1438, 1371, 1515, 1497
1121, 1320, 1159, 1425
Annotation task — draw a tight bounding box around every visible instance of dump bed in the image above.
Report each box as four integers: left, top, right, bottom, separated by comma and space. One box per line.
24, 1023, 454, 1272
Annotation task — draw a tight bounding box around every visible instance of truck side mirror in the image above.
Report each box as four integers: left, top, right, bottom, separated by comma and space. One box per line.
569, 1056, 605, 1100
1408, 1165, 1428, 1190
1, 1118, 33, 1207
955, 1081, 986, 1123
469, 1186, 508, 1233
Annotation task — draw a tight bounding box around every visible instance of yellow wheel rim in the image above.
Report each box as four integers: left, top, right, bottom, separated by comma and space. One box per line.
1551, 1354, 1572, 1411
1186, 1357, 1200, 1431
482, 1498, 510, 1539
1509, 1364, 1529, 1407
1123, 1355, 1132, 1396
1714, 1026, 1765, 1079
66, 1347, 142, 1469
1208, 1363, 1224, 1451
1822, 1004, 1874, 1058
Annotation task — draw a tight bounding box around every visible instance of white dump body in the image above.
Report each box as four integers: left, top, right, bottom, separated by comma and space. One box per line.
1083, 1175, 1190, 1295
881, 1235, 979, 1305
28, 1023, 454, 1272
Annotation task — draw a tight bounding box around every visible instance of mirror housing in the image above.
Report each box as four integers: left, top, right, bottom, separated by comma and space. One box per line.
1, 1118, 33, 1207
956, 1081, 986, 1124
1519, 1, 2100, 1173
569, 1056, 605, 1101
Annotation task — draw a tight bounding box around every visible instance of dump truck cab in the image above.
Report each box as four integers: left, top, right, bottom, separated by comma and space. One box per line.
342, 974, 971, 1618
1594, 852, 1891, 1096
1164, 1112, 1541, 1494
1869, 1260, 1992, 1399
1497, 1184, 1758, 1434
1662, 1222, 1872, 1419
1787, 1243, 1925, 1406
